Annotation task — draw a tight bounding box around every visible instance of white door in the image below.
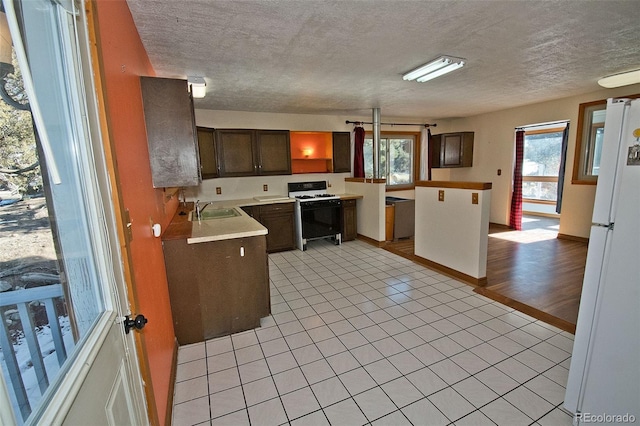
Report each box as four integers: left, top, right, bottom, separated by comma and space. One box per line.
0, 0, 147, 424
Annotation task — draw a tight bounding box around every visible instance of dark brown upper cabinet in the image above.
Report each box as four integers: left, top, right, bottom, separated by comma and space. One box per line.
196, 127, 218, 179
215, 129, 291, 177
431, 132, 474, 168
140, 77, 201, 187
332, 132, 351, 173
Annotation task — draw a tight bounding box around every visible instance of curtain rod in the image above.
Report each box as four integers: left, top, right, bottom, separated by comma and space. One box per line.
346, 120, 436, 128
515, 120, 569, 131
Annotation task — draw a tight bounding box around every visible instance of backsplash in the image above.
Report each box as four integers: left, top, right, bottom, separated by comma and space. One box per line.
184, 173, 350, 201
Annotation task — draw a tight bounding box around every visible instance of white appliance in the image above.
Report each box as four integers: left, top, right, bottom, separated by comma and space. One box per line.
564, 98, 640, 423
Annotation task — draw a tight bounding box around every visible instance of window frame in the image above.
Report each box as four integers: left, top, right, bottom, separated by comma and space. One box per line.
572, 94, 640, 185
522, 126, 564, 203
364, 131, 421, 189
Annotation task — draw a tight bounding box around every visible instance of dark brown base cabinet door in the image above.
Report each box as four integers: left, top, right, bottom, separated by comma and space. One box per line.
241, 203, 296, 253
163, 236, 270, 345
261, 216, 295, 253
342, 199, 357, 241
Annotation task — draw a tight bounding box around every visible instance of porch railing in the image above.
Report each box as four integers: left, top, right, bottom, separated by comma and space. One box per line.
0, 284, 68, 421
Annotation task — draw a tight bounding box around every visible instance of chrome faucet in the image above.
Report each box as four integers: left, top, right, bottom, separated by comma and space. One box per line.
195, 200, 212, 220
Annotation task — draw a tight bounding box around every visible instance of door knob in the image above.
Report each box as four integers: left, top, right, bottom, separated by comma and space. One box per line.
123, 314, 148, 334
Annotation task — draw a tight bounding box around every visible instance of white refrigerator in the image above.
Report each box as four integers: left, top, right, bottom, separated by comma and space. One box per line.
564, 98, 640, 423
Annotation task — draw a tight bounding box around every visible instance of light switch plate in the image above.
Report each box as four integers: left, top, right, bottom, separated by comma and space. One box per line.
216, 187, 222, 195
263, 184, 268, 191
438, 190, 445, 202
472, 193, 478, 204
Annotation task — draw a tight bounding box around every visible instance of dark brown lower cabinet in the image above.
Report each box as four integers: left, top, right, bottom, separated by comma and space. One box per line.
162, 236, 270, 345
342, 199, 357, 241
241, 203, 296, 253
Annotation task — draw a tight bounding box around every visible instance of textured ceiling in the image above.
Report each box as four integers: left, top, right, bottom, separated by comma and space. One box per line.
126, 0, 640, 120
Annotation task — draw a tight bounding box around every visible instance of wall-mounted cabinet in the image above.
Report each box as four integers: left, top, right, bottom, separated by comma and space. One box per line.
196, 127, 217, 179
140, 77, 201, 187
431, 132, 474, 168
215, 129, 291, 177
332, 132, 351, 173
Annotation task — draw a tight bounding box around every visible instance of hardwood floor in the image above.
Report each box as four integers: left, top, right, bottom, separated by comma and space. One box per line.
383, 215, 588, 333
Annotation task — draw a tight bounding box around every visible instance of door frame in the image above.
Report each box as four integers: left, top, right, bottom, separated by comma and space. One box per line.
0, 0, 149, 423
84, 1, 160, 423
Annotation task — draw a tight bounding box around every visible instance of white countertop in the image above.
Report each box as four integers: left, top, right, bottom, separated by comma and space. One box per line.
185, 197, 295, 244
184, 194, 361, 244
188, 208, 268, 244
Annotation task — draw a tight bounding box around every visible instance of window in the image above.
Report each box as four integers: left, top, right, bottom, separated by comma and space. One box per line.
363, 133, 417, 186
573, 95, 640, 184
522, 128, 564, 202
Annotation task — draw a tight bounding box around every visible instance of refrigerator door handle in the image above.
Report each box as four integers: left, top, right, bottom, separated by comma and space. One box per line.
592, 222, 614, 230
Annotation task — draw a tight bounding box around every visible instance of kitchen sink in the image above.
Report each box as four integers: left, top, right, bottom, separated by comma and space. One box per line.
189, 207, 241, 221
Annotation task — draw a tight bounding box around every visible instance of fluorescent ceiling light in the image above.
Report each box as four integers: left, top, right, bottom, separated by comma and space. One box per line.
188, 76, 207, 98
598, 69, 640, 88
403, 56, 465, 82
416, 62, 465, 82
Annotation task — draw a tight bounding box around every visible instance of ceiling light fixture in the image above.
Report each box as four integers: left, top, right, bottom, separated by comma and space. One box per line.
403, 56, 465, 82
597, 69, 640, 88
187, 76, 207, 98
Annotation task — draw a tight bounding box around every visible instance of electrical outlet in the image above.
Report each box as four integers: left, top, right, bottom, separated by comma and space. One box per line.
472, 193, 478, 204
327, 182, 332, 187
438, 190, 445, 202
497, 169, 502, 176
216, 187, 222, 195
263, 184, 268, 192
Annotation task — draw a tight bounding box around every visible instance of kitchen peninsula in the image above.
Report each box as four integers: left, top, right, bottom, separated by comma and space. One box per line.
414, 181, 492, 286
162, 200, 284, 344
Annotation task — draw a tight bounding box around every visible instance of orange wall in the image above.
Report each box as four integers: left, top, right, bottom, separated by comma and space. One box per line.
290, 132, 332, 159
93, 1, 177, 424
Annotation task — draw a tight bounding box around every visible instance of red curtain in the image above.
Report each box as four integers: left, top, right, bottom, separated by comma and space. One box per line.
353, 126, 365, 178
510, 129, 525, 230
427, 128, 432, 181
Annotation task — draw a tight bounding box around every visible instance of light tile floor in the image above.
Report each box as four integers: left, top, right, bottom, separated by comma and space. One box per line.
172, 239, 575, 426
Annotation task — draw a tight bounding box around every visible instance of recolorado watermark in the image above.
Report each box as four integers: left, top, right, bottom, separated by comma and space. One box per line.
576, 412, 636, 423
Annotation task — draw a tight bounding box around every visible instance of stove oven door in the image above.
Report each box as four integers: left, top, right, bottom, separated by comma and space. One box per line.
300, 200, 342, 244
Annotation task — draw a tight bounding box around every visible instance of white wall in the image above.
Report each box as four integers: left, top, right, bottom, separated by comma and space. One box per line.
345, 181, 386, 242
441, 84, 640, 238
415, 186, 491, 280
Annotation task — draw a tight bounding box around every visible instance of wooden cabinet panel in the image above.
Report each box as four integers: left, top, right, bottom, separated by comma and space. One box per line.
259, 203, 296, 252
242, 203, 296, 253
333, 132, 351, 173
431, 131, 474, 168
215, 129, 256, 176
197, 127, 218, 179
162, 236, 269, 345
140, 77, 201, 187
216, 129, 291, 177
256, 130, 292, 175
342, 199, 357, 241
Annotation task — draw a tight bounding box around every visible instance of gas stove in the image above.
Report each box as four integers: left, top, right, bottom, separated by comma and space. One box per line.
292, 193, 340, 202
288, 181, 340, 201
287, 181, 342, 250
